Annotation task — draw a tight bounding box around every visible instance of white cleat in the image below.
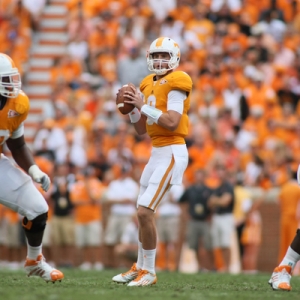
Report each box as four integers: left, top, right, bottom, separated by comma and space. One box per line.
268, 265, 292, 291
127, 269, 157, 286
24, 254, 64, 283
112, 263, 139, 283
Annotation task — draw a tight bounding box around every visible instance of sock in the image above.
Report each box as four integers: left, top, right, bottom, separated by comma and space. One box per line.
136, 241, 143, 270
27, 243, 42, 260
142, 248, 156, 274
279, 246, 300, 271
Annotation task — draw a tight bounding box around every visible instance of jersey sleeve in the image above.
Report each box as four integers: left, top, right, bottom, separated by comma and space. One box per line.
16, 91, 30, 115
15, 91, 30, 124
168, 71, 193, 93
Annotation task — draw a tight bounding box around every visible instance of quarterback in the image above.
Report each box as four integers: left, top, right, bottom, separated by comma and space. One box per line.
112, 37, 192, 286
0, 53, 63, 282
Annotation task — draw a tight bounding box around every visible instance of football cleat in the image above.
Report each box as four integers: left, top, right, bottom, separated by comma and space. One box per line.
112, 263, 139, 283
127, 269, 157, 286
24, 254, 64, 283
268, 265, 292, 291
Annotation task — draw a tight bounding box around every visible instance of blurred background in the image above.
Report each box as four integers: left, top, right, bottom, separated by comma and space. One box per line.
1, 0, 300, 275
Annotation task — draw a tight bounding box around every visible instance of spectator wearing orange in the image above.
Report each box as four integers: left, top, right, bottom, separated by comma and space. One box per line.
222, 23, 248, 59
186, 126, 216, 184
214, 133, 240, 174
70, 165, 106, 270
86, 120, 114, 164
272, 102, 297, 144
243, 70, 276, 112
168, 0, 193, 23
197, 84, 224, 120
66, 0, 104, 19
50, 55, 82, 87
92, 49, 118, 83
277, 167, 300, 263
242, 105, 268, 147
185, 3, 215, 47
259, 120, 286, 155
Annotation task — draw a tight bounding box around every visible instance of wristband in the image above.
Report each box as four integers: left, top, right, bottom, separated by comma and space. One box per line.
129, 107, 141, 123
141, 105, 163, 124
28, 164, 40, 177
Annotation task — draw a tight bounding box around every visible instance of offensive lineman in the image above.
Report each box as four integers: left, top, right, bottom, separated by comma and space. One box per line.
0, 53, 64, 282
112, 37, 192, 286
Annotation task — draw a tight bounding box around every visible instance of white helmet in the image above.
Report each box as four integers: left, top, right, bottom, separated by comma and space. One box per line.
0, 53, 21, 98
147, 37, 180, 75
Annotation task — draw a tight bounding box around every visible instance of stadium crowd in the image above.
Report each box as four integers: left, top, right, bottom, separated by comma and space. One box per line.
1, 0, 300, 273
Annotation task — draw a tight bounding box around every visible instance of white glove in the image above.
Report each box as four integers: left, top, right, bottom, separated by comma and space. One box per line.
28, 165, 51, 192
297, 164, 300, 186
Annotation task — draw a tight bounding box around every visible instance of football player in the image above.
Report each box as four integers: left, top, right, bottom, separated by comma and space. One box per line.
0, 53, 63, 282
269, 232, 300, 291
268, 166, 300, 291
112, 37, 192, 286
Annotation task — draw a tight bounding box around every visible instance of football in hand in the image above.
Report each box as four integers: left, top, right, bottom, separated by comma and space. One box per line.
116, 83, 135, 115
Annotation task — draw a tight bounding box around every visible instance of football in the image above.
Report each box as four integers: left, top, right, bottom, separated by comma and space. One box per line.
116, 83, 135, 115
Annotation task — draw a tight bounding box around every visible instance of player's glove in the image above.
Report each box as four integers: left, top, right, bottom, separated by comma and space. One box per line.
28, 165, 51, 192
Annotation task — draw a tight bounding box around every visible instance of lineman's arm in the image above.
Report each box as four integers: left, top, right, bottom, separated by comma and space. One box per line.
6, 134, 51, 191
6, 135, 35, 172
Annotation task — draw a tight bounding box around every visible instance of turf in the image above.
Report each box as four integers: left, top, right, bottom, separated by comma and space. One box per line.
0, 269, 299, 300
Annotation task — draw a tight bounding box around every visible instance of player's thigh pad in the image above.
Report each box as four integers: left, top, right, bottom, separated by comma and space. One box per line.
139, 148, 174, 210
0, 157, 48, 219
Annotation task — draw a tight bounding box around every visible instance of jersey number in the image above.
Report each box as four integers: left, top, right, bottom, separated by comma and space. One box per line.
146, 95, 156, 125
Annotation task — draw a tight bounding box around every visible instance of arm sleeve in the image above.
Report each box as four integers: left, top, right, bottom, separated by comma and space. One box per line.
10, 123, 24, 139
167, 90, 187, 114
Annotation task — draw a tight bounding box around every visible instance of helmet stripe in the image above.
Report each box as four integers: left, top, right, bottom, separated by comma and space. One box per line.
155, 37, 165, 47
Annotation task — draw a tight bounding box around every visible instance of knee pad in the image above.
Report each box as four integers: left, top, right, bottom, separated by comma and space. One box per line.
22, 212, 48, 232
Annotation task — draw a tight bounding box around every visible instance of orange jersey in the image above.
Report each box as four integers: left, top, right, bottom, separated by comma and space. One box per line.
279, 181, 300, 219
70, 178, 105, 224
140, 71, 192, 147
0, 90, 29, 153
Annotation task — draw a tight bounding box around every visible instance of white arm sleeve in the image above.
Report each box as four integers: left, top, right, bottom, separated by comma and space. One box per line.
10, 123, 24, 139
167, 90, 187, 114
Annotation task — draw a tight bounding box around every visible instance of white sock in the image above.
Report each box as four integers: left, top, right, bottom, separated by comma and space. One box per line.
142, 248, 156, 274
280, 247, 300, 270
136, 241, 143, 270
27, 243, 42, 260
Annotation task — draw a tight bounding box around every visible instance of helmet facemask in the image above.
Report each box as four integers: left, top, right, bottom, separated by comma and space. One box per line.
147, 37, 180, 76
147, 52, 177, 75
0, 71, 21, 98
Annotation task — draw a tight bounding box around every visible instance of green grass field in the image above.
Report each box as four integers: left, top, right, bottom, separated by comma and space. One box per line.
0, 269, 299, 300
